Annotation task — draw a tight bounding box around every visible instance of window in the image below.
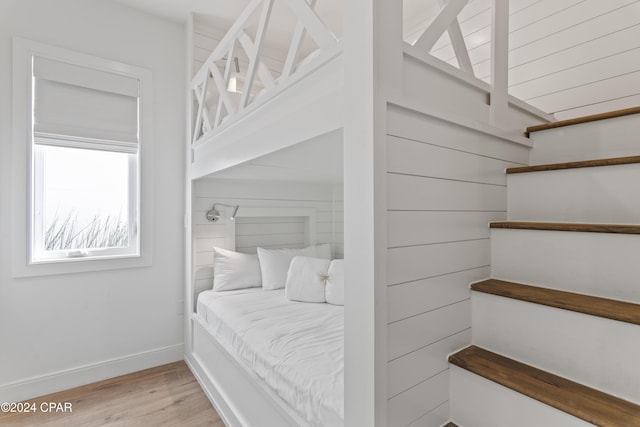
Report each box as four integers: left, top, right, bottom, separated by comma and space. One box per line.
12, 38, 152, 276
33, 145, 137, 261
30, 56, 140, 262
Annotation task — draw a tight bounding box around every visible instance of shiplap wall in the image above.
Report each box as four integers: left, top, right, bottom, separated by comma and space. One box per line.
384, 103, 530, 427
192, 178, 343, 301
423, 0, 640, 118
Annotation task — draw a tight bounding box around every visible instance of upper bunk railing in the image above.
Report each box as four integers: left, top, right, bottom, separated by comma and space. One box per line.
402, 0, 552, 127
192, 0, 552, 146
191, 0, 340, 145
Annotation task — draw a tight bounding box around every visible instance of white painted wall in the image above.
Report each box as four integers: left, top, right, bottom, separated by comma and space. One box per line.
0, 0, 185, 401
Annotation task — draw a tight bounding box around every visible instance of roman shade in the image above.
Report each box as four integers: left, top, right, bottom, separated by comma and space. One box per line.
32, 56, 139, 153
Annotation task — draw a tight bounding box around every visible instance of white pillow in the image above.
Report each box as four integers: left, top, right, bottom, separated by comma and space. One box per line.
257, 243, 331, 290
212, 247, 262, 291
315, 242, 331, 259
285, 256, 331, 303
326, 259, 344, 305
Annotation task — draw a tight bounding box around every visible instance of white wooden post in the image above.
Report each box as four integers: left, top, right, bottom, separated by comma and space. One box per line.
490, 0, 509, 128
344, 0, 404, 424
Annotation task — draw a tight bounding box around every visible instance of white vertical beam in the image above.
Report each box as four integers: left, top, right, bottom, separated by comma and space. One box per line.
185, 12, 195, 354
344, 0, 402, 425
490, 0, 509, 128
343, 0, 378, 418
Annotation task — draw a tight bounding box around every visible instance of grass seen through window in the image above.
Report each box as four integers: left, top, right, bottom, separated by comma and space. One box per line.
45, 212, 128, 251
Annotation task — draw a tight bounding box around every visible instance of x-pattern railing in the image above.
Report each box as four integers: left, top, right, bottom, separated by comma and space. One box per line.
191, 0, 338, 144
409, 0, 510, 127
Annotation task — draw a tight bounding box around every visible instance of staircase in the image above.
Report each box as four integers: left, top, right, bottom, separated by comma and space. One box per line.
448, 107, 640, 427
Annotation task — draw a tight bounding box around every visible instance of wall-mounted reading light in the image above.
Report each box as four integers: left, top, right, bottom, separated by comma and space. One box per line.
206, 203, 239, 222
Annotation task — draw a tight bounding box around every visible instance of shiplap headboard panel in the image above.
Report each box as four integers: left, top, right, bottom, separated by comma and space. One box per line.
191, 179, 342, 306
235, 216, 306, 253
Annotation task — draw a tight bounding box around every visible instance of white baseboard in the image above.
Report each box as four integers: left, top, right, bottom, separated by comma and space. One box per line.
0, 343, 184, 402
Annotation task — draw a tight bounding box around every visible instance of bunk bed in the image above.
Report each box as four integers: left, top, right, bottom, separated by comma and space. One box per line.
185, 1, 553, 426
186, 1, 346, 422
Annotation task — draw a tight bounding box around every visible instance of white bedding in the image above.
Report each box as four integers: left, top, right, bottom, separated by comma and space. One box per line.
197, 288, 344, 427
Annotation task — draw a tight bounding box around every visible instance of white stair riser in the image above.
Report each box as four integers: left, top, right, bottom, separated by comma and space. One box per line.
491, 228, 640, 303
472, 292, 640, 403
529, 114, 640, 165
449, 365, 592, 427
507, 164, 640, 224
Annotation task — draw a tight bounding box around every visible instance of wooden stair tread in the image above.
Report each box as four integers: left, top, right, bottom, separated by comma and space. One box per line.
449, 345, 640, 427
472, 279, 640, 325
506, 155, 640, 174
490, 221, 640, 234
526, 106, 640, 134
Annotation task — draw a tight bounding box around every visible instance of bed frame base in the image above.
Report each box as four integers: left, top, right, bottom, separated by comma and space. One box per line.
186, 315, 310, 427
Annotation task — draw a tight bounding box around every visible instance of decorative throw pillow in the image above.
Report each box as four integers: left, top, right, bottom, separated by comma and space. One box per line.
212, 247, 262, 291
285, 256, 331, 303
257, 243, 331, 290
326, 259, 344, 306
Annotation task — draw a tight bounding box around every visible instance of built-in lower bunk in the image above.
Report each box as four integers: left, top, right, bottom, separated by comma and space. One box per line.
195, 285, 343, 426
185, 139, 345, 426
186, 200, 345, 426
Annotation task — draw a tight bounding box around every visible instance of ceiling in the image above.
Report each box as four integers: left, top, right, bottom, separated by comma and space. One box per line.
111, 0, 342, 48
111, 0, 244, 24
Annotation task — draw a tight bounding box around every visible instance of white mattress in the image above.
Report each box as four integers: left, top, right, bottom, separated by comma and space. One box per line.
197, 288, 344, 427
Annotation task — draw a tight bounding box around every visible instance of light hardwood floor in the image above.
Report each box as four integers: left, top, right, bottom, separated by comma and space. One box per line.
0, 361, 224, 426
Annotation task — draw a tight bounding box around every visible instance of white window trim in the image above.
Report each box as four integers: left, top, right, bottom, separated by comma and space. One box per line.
12, 37, 154, 277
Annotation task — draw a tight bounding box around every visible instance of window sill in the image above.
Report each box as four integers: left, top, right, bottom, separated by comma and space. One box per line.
13, 252, 152, 278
